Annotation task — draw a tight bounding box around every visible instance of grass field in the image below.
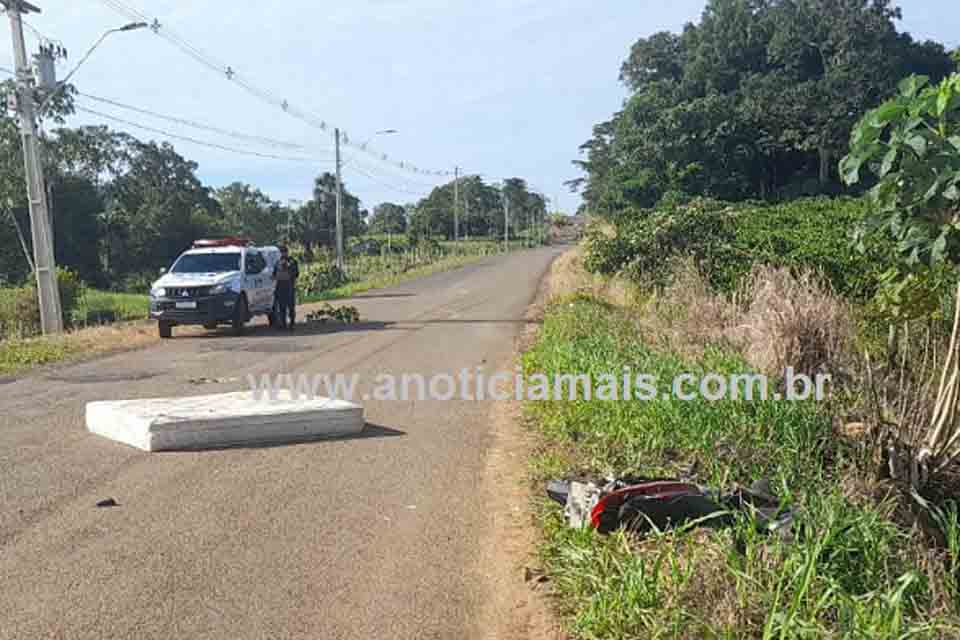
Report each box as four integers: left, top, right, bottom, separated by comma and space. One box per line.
75, 289, 150, 325
523, 294, 960, 638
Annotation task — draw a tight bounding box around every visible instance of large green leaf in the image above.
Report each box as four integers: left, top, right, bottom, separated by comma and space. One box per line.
880, 148, 899, 176
839, 154, 864, 185
905, 134, 928, 157
872, 101, 907, 128
899, 75, 930, 99
937, 83, 955, 117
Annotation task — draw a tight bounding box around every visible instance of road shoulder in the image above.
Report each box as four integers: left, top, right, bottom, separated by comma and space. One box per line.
473, 251, 567, 640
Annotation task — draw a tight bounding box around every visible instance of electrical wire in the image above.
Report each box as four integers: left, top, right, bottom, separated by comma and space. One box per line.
95, 0, 455, 178
76, 91, 332, 153
1, 65, 337, 161
343, 161, 431, 197
6, 60, 534, 201
342, 149, 443, 189
74, 105, 332, 164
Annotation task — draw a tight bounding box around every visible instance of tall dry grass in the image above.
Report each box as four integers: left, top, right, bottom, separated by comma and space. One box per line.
632, 258, 854, 379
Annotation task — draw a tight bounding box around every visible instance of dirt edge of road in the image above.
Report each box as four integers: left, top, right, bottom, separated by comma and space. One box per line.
472, 248, 570, 640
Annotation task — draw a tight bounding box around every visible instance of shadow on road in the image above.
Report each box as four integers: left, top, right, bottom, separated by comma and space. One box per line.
159, 423, 406, 453
169, 315, 540, 344
345, 293, 416, 300
173, 320, 400, 341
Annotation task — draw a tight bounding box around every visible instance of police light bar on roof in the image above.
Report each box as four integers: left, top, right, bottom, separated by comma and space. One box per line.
192, 237, 251, 249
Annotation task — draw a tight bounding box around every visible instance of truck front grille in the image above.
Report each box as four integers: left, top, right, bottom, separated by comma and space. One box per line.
166, 286, 212, 299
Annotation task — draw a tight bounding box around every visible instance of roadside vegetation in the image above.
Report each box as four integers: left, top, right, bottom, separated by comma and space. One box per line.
528, 1, 960, 637
527, 254, 960, 638
0, 236, 537, 376
0, 69, 551, 367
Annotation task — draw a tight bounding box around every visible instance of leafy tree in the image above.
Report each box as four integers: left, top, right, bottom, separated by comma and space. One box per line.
49, 175, 104, 285
215, 182, 285, 244
106, 141, 223, 274
0, 79, 102, 284
620, 31, 684, 91
459, 176, 503, 238
368, 202, 407, 234
841, 73, 960, 490
410, 180, 457, 239
502, 178, 546, 237
294, 172, 363, 259
573, 0, 954, 216
842, 74, 960, 268
51, 126, 135, 185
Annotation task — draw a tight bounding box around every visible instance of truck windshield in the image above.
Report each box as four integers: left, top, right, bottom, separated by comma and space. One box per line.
171, 252, 241, 274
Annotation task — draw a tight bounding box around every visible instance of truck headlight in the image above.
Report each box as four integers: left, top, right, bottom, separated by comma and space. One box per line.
209, 283, 229, 295
150, 287, 166, 299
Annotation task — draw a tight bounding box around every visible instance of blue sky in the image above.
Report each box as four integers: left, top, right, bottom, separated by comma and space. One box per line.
3, 1, 958, 212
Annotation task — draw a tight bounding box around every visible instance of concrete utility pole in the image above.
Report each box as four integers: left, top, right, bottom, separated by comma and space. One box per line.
3, 0, 62, 334
453, 165, 460, 243
286, 199, 301, 244
463, 178, 470, 241
502, 190, 509, 251
334, 128, 344, 270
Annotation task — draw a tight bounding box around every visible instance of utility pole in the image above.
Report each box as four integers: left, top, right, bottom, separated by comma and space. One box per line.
453, 165, 460, 243
286, 199, 301, 245
334, 127, 344, 270
463, 178, 470, 241
502, 190, 509, 252
3, 0, 63, 334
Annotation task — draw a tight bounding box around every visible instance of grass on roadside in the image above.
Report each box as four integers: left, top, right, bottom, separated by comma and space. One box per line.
75, 289, 150, 325
0, 250, 497, 377
0, 322, 158, 377
302, 252, 491, 303
523, 295, 960, 639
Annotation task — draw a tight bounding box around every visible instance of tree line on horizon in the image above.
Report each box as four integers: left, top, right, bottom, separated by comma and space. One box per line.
570, 0, 959, 217
0, 81, 544, 290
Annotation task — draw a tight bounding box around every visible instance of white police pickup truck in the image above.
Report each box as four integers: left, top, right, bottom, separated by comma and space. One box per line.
149, 238, 281, 338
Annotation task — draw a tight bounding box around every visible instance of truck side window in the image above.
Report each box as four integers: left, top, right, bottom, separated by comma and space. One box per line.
245, 252, 262, 274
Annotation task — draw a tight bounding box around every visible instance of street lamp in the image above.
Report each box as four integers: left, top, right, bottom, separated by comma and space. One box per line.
38, 21, 148, 114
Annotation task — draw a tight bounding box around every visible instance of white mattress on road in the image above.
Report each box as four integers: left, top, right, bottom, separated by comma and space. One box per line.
86, 391, 365, 452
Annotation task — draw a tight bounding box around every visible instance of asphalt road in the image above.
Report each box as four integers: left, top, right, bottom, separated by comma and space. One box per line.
0, 247, 562, 640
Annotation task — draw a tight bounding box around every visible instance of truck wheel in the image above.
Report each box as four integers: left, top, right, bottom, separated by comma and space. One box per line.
232, 296, 248, 336
158, 320, 172, 339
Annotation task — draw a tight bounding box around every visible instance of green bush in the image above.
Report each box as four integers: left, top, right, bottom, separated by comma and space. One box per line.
584, 197, 898, 302
296, 260, 347, 298
583, 197, 740, 290
727, 197, 893, 301
119, 271, 158, 295
414, 237, 442, 257
0, 269, 85, 338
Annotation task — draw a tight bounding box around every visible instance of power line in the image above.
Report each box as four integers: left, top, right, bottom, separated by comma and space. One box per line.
74, 105, 332, 164
76, 91, 332, 153
343, 161, 432, 197
1, 65, 336, 159
342, 149, 443, 189
95, 0, 455, 178
4, 64, 440, 194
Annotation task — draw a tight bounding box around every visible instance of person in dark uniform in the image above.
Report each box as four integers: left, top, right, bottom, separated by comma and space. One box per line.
272, 246, 300, 330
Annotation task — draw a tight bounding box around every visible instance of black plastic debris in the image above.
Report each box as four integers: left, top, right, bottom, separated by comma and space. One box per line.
95, 498, 119, 508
